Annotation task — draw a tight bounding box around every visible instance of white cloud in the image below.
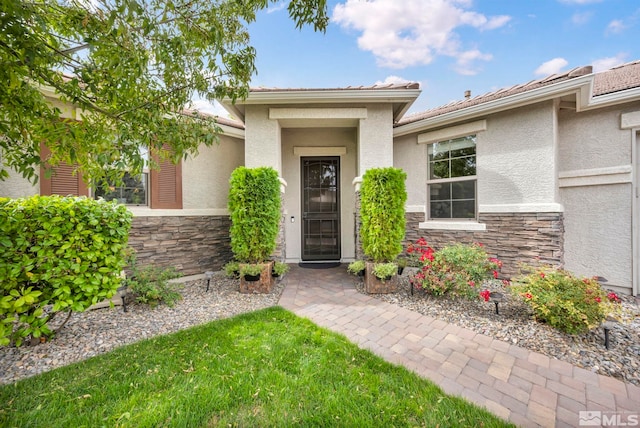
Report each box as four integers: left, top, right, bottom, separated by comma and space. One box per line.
606, 19, 626, 34
188, 99, 231, 118
571, 11, 592, 25
332, 0, 510, 73
374, 75, 422, 88
592, 54, 628, 72
534, 58, 569, 76
267, 1, 287, 14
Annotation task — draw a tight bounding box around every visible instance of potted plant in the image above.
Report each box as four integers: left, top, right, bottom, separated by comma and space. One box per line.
228, 166, 281, 293
240, 264, 263, 282
223, 260, 240, 279
347, 260, 366, 277
272, 261, 289, 278
396, 258, 407, 275
359, 167, 407, 293
373, 262, 398, 282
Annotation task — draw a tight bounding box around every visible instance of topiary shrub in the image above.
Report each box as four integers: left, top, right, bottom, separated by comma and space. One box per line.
360, 167, 407, 263
0, 195, 132, 346
228, 167, 281, 264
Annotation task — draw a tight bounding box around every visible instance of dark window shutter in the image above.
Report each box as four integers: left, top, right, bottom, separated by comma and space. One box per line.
150, 149, 182, 209
39, 144, 88, 196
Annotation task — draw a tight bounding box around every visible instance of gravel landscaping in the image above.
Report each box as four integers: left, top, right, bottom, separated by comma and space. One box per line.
358, 270, 640, 387
1, 268, 639, 388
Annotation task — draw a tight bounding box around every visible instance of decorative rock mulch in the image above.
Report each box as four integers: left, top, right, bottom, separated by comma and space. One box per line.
0, 273, 285, 385
354, 272, 640, 386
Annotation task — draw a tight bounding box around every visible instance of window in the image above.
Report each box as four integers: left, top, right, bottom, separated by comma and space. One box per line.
427, 135, 476, 219
94, 172, 148, 205
94, 148, 149, 206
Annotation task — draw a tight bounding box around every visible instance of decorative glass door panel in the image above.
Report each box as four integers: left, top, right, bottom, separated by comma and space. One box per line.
301, 157, 340, 260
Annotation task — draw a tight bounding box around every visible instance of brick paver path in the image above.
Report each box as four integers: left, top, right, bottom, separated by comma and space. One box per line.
278, 265, 640, 428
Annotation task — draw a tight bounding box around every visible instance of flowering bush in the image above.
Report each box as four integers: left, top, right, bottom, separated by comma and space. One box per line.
511, 266, 621, 334
409, 240, 501, 299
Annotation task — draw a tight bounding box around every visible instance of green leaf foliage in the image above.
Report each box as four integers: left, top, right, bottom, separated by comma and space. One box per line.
360, 167, 407, 263
228, 167, 281, 264
0, 195, 132, 346
0, 0, 328, 188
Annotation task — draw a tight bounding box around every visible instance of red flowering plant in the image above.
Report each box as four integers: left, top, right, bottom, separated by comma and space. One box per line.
409, 241, 502, 299
510, 265, 622, 334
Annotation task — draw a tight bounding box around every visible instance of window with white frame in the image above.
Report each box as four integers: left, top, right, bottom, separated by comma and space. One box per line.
94, 148, 149, 206
427, 135, 476, 219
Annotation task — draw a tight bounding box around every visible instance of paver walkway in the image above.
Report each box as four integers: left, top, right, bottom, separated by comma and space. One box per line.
278, 264, 640, 428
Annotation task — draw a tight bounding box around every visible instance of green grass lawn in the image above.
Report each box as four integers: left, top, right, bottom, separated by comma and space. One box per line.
0, 307, 513, 427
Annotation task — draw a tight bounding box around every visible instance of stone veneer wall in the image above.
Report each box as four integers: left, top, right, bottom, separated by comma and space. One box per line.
128, 216, 232, 276
404, 212, 564, 278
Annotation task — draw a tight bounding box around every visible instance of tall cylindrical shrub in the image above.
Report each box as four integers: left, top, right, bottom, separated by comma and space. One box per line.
228, 166, 281, 264
360, 167, 407, 262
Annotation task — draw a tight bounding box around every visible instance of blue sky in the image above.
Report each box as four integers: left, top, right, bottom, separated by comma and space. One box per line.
195, 0, 640, 117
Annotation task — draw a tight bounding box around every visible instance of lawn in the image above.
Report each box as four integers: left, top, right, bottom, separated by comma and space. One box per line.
0, 307, 512, 427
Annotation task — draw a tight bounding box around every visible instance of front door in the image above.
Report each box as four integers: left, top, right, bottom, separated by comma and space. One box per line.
301, 157, 341, 261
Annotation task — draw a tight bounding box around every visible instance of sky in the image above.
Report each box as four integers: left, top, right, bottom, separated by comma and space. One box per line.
193, 0, 640, 118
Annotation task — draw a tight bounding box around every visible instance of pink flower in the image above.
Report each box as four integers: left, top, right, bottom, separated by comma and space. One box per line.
479, 290, 491, 302
594, 297, 602, 303
524, 292, 533, 299
493, 270, 499, 279
502, 279, 511, 287
468, 280, 475, 287
607, 292, 621, 303
539, 272, 545, 279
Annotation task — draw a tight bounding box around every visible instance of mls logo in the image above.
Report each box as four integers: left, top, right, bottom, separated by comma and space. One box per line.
579, 411, 602, 426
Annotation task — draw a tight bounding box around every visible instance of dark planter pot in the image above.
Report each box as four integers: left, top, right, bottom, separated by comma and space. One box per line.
243, 273, 261, 282
357, 270, 365, 277
397, 267, 404, 275
271, 271, 280, 278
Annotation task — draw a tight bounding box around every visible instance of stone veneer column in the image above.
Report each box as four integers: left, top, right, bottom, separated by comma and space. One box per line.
404, 212, 564, 278
355, 190, 364, 259
273, 193, 286, 262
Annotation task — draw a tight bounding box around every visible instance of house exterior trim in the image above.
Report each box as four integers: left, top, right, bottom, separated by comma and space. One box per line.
559, 165, 633, 188
417, 120, 487, 144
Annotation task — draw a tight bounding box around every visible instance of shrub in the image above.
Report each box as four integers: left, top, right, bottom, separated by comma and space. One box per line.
360, 167, 407, 263
410, 241, 500, 299
511, 266, 620, 334
125, 257, 183, 308
372, 262, 398, 281
228, 167, 281, 264
347, 260, 366, 276
272, 262, 289, 277
223, 260, 240, 278
0, 195, 132, 346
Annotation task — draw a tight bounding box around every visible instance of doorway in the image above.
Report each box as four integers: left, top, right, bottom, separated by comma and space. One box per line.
301, 157, 341, 261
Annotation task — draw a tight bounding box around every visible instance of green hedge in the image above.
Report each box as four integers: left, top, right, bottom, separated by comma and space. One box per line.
0, 196, 132, 346
228, 167, 281, 264
360, 167, 407, 262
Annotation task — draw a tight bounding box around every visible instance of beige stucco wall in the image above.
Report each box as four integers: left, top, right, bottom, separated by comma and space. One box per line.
477, 101, 558, 208
244, 105, 281, 172
393, 133, 426, 209
281, 127, 358, 261
358, 104, 394, 174
182, 135, 244, 210
558, 104, 637, 293
0, 169, 39, 198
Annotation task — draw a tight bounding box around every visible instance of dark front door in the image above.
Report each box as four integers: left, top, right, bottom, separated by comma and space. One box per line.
301, 157, 341, 261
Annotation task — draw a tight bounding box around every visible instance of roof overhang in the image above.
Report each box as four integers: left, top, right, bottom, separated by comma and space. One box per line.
394, 74, 597, 137
220, 87, 422, 124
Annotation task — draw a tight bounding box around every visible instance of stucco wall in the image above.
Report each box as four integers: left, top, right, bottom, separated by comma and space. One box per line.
557, 103, 637, 293
244, 105, 281, 171
0, 169, 39, 198
281, 127, 358, 261
478, 101, 558, 207
393, 133, 426, 208
182, 135, 244, 209
358, 104, 394, 174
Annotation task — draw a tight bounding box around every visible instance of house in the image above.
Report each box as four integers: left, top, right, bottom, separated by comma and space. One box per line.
2, 61, 639, 296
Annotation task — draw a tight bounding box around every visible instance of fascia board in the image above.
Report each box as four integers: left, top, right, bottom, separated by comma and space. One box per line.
240, 89, 422, 105
580, 86, 640, 111
217, 122, 245, 139
393, 76, 594, 137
